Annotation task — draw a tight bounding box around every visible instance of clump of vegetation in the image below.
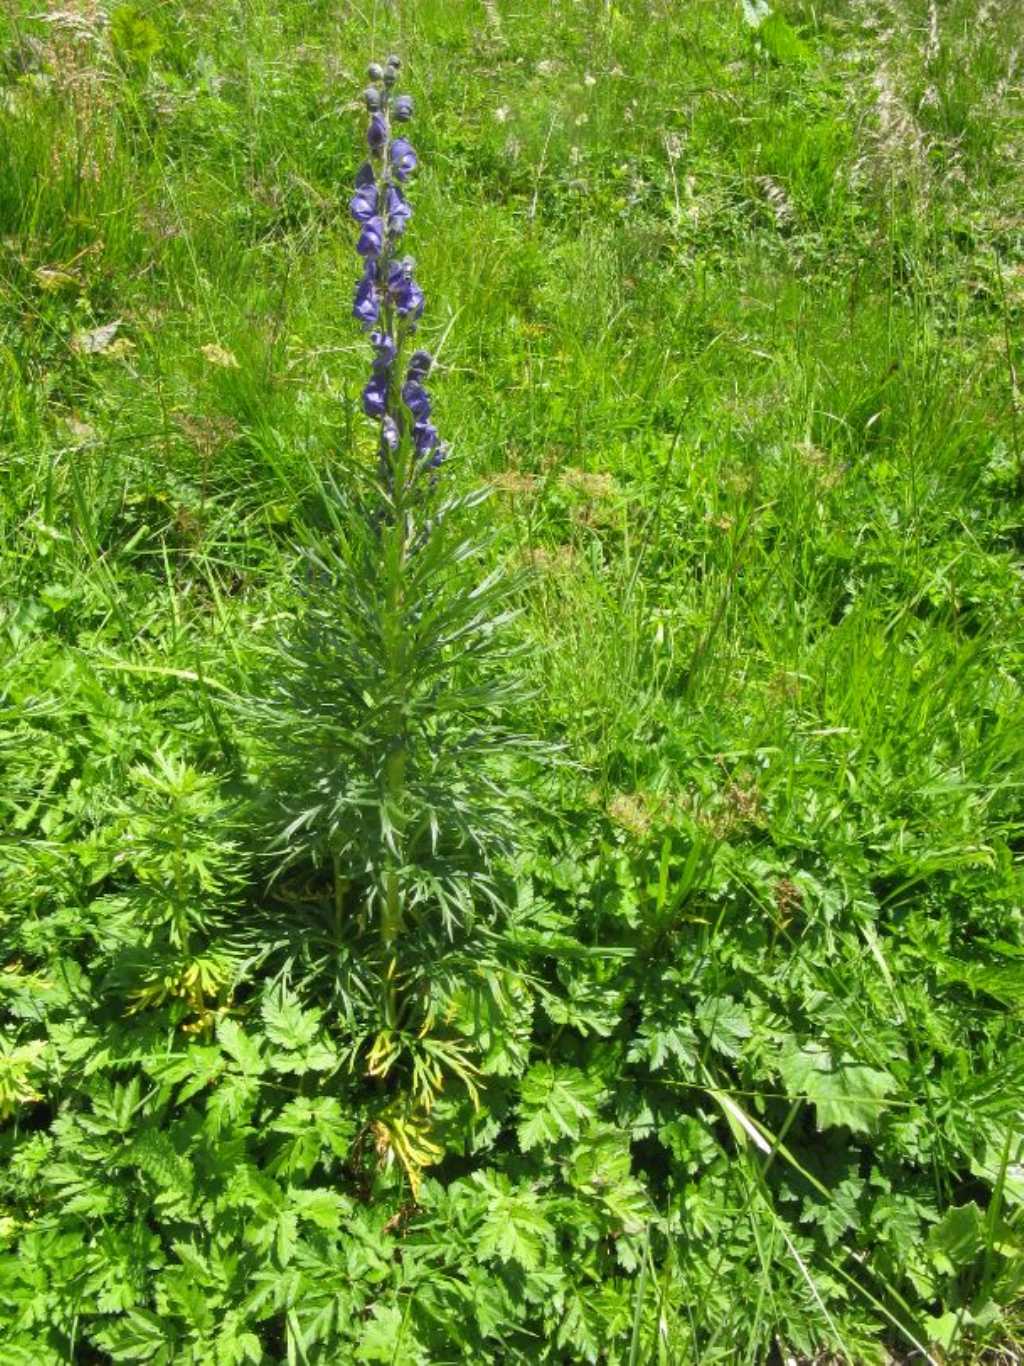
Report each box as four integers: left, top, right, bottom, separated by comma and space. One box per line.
1, 1, 1023, 1361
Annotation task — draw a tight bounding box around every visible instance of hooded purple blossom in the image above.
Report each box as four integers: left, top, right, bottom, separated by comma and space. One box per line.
386, 186, 411, 235
393, 95, 413, 122
362, 373, 389, 418
386, 258, 424, 319
390, 138, 417, 181
357, 215, 385, 258
350, 183, 377, 225
412, 420, 439, 455
352, 266, 379, 328
371, 330, 397, 367
402, 379, 431, 422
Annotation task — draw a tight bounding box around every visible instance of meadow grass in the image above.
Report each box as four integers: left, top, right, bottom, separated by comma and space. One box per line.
1, 0, 1023, 1361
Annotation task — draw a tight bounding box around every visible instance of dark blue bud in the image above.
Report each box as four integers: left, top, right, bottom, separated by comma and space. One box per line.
364, 86, 382, 111
367, 113, 387, 154
393, 94, 413, 122
406, 349, 433, 379
367, 62, 384, 80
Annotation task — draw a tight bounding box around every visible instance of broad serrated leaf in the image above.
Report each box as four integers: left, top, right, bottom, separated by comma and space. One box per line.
217, 1018, 264, 1077
516, 1064, 605, 1151
122, 1128, 193, 1202
261, 986, 321, 1051
472, 1172, 557, 1270
777, 1040, 895, 1134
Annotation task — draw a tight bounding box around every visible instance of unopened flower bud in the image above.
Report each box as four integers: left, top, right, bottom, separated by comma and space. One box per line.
393, 94, 413, 122
382, 65, 397, 87
367, 61, 384, 80
386, 54, 401, 69
364, 85, 382, 111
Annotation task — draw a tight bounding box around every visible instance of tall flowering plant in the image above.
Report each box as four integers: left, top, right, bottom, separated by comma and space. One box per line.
254, 55, 535, 1187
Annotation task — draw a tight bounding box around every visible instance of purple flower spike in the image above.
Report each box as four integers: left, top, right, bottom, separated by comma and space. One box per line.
368, 113, 387, 154
357, 215, 385, 258
390, 138, 418, 181
352, 62, 449, 488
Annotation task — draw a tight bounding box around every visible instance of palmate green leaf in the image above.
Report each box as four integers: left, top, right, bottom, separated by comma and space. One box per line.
695, 995, 752, 1061
261, 984, 321, 1051
93, 1307, 171, 1362
216, 1018, 264, 1077
354, 1303, 427, 1364
121, 1127, 194, 1204
472, 1171, 557, 1271
776, 1039, 895, 1134
516, 1064, 606, 1151
800, 1173, 865, 1247
267, 1096, 356, 1179
556, 1286, 604, 1363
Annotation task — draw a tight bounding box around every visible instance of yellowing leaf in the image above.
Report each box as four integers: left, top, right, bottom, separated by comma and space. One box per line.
73, 320, 122, 355
201, 343, 240, 369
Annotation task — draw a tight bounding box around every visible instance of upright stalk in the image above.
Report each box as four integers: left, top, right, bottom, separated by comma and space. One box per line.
348, 54, 445, 1030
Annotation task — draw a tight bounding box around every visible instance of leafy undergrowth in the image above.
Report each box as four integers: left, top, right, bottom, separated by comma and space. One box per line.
2, 0, 1024, 1361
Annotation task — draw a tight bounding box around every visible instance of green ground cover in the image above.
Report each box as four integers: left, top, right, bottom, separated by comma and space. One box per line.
1, 0, 1023, 1360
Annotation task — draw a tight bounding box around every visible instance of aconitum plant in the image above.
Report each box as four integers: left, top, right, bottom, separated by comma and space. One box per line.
349, 55, 446, 490
256, 55, 535, 1171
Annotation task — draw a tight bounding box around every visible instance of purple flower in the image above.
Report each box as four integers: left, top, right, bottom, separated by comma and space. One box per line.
352, 267, 379, 328
402, 379, 431, 422
350, 181, 377, 225
368, 114, 387, 154
362, 373, 389, 417
386, 186, 411, 235
406, 349, 432, 380
371, 330, 397, 368
393, 94, 414, 122
390, 138, 417, 181
356, 215, 385, 258
412, 420, 439, 455
386, 259, 424, 318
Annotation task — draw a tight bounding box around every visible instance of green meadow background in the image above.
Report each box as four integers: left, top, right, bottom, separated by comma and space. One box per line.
1, 0, 1023, 1360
